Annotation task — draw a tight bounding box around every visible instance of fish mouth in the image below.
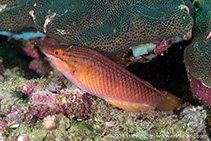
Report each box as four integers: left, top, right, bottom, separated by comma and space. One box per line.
39, 46, 52, 58
43, 53, 51, 58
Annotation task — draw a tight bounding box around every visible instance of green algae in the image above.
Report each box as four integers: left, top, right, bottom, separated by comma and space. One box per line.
0, 68, 27, 91
0, 66, 62, 92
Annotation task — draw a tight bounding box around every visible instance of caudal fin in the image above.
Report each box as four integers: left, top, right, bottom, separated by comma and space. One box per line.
156, 91, 182, 111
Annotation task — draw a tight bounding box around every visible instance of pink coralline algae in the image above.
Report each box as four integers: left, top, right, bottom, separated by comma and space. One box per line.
188, 72, 211, 106
28, 58, 51, 76
21, 80, 42, 97
28, 91, 61, 119
0, 79, 94, 126
59, 88, 94, 117
20, 40, 52, 76
6, 105, 28, 124
0, 120, 7, 127
21, 43, 39, 58
0, 89, 29, 124
26, 87, 93, 119
184, 38, 211, 106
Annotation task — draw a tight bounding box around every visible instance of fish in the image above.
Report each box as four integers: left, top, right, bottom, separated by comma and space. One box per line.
42, 45, 181, 112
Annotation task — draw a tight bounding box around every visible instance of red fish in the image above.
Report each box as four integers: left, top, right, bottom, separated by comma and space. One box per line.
42, 46, 181, 112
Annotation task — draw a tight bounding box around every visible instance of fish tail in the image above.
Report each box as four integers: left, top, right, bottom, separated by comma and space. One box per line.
156, 91, 182, 111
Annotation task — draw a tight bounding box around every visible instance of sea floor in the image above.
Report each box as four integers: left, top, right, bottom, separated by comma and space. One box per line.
0, 36, 210, 140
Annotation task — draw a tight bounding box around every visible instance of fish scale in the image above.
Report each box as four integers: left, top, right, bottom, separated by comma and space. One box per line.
43, 46, 181, 112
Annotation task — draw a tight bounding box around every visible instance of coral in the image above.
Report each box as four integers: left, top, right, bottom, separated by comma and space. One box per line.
188, 72, 211, 106
21, 43, 39, 58
17, 134, 30, 141
28, 90, 60, 119
0, 121, 7, 127
0, 66, 93, 121
27, 88, 93, 119
6, 105, 28, 124
30, 37, 61, 47
20, 40, 53, 76
184, 39, 211, 106
0, 0, 193, 55
180, 106, 207, 135
28, 58, 51, 76
82, 99, 208, 140
43, 115, 56, 130
21, 80, 42, 97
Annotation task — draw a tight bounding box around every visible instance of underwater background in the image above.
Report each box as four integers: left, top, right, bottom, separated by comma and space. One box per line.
0, 0, 210, 140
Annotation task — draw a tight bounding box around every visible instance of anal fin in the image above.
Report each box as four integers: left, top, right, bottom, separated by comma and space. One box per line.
106, 99, 155, 112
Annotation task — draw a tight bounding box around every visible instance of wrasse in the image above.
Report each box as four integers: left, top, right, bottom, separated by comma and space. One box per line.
42, 46, 181, 112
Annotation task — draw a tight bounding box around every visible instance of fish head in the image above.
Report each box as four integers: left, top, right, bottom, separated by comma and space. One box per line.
42, 45, 76, 78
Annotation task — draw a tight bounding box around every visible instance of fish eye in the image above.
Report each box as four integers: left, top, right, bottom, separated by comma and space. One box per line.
53, 49, 62, 57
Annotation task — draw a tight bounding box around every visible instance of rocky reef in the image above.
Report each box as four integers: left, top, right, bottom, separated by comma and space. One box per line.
0, 38, 210, 140
0, 0, 210, 140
